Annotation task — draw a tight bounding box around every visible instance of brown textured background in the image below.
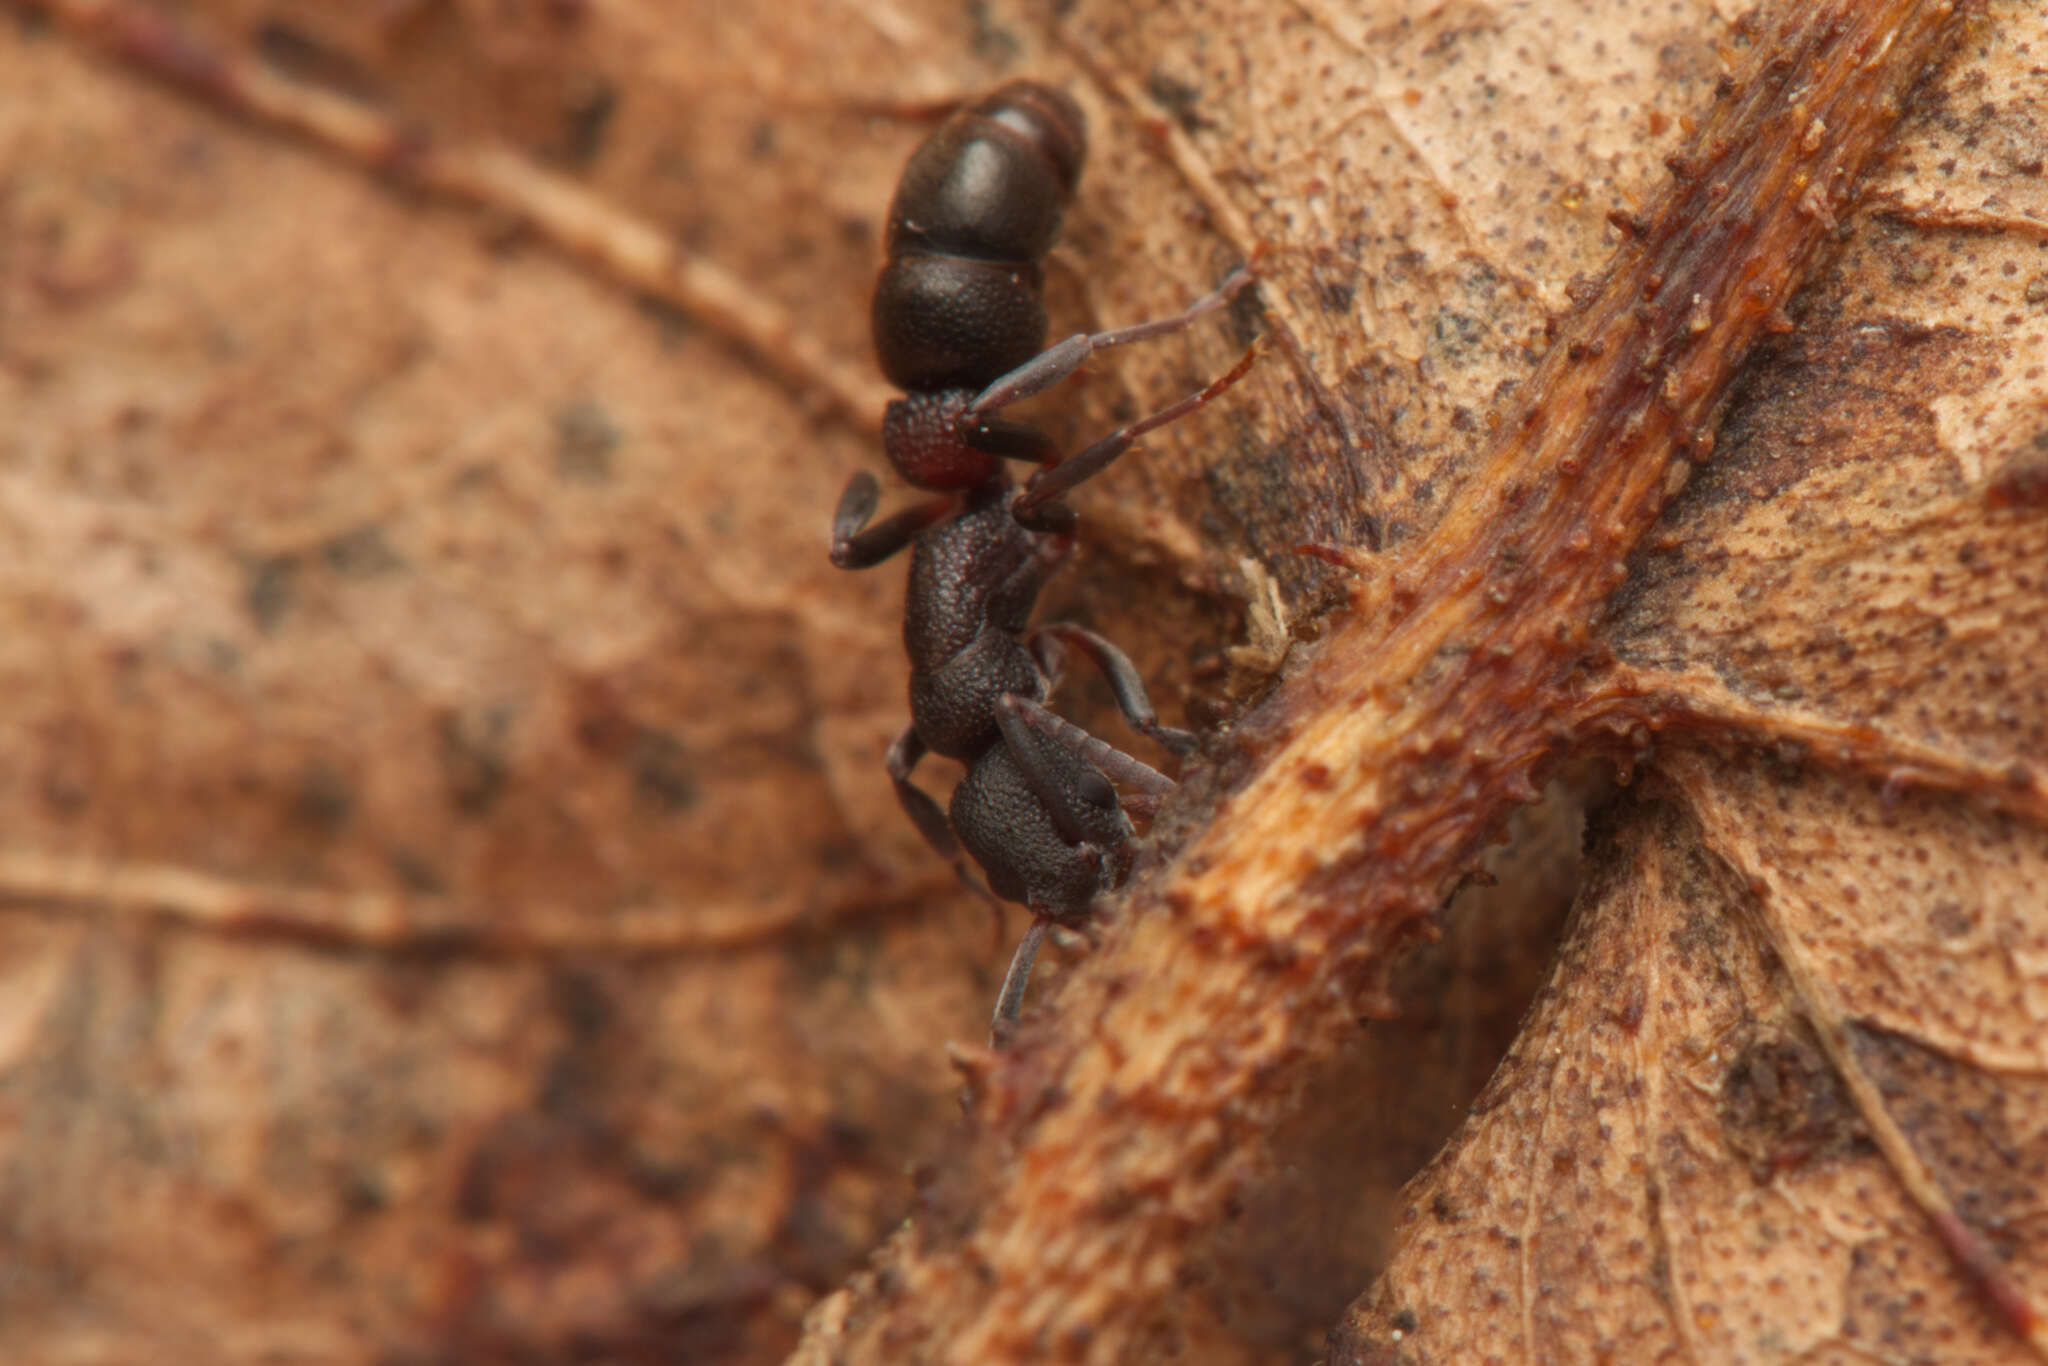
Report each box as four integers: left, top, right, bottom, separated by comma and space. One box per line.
0, 1, 2043, 1363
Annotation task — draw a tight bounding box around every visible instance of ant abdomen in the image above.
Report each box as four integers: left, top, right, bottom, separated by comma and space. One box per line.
884, 81, 1085, 262
871, 81, 1088, 394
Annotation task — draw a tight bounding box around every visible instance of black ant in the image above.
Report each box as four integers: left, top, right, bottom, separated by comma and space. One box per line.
829, 80, 1257, 1041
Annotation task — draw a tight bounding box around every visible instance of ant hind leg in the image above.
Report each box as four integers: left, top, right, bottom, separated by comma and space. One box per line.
990, 915, 1050, 1047
1030, 622, 1195, 756
887, 727, 1001, 910
997, 695, 1175, 801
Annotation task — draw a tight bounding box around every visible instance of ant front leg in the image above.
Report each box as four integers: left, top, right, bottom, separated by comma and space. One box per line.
829, 472, 961, 570
1029, 622, 1196, 756
962, 419, 1079, 536
964, 262, 1257, 420
1011, 341, 1261, 529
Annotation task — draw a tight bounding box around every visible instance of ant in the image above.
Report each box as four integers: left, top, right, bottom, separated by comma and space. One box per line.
829, 79, 1257, 1042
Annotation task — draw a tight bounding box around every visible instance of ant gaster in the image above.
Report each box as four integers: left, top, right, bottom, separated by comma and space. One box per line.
829, 80, 1257, 1041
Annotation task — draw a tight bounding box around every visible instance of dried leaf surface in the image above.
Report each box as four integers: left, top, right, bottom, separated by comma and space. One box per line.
0, 0, 2042, 1364
1, 5, 1002, 1360
1345, 19, 2048, 1357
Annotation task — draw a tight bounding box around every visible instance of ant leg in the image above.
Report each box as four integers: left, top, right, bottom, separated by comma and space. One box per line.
886, 727, 957, 857
830, 472, 961, 569
965, 263, 1257, 420
965, 415, 1062, 467
1029, 622, 1196, 756
1012, 342, 1261, 528
997, 695, 1175, 801
887, 728, 1001, 908
990, 915, 1050, 1046
1027, 629, 1068, 692
996, 702, 1108, 846
962, 419, 1080, 535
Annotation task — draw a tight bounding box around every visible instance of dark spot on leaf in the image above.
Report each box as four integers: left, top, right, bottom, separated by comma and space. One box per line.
966, 0, 1020, 65
555, 398, 621, 483
1431, 309, 1491, 362
559, 76, 619, 168
1928, 900, 1972, 937
438, 708, 513, 815
631, 729, 700, 812
387, 846, 445, 894
1616, 980, 1647, 1033
1146, 69, 1213, 135
339, 1169, 388, 1215
254, 23, 379, 101
552, 968, 615, 1044
1719, 1032, 1868, 1180
293, 762, 354, 834
1668, 904, 1725, 959
636, 294, 698, 346
1318, 278, 1357, 313
322, 523, 403, 577
245, 554, 298, 633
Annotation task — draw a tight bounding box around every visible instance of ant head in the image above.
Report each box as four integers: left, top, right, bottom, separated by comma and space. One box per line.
880, 391, 1003, 491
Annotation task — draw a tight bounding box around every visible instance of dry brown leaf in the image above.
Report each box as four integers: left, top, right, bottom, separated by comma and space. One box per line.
1341, 27, 2048, 1352
0, 0, 2042, 1363
1, 4, 997, 1361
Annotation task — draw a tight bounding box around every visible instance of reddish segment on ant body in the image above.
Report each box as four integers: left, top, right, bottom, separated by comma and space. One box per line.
829, 79, 1258, 1043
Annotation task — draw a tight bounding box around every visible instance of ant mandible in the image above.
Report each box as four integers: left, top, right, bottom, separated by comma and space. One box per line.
829, 79, 1257, 1041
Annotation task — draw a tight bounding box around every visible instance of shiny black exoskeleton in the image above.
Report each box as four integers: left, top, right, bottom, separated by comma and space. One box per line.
829, 80, 1256, 1039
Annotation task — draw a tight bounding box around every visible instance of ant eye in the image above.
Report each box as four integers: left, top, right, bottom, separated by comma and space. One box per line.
1078, 770, 1116, 809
